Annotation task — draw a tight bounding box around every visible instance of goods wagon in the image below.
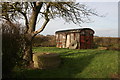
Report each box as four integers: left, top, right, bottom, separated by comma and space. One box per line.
55, 28, 95, 49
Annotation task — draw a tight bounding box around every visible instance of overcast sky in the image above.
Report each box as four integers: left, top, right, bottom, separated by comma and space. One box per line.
36, 1, 118, 37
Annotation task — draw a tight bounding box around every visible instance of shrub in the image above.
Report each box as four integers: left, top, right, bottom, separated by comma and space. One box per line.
2, 21, 25, 78
33, 35, 56, 47
94, 37, 120, 50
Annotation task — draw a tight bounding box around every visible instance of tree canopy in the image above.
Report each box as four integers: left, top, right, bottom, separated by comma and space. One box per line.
1, 2, 98, 35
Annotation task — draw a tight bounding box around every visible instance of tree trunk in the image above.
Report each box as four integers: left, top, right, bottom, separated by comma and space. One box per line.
23, 2, 43, 63
23, 34, 33, 63
23, 43, 32, 62
22, 9, 39, 63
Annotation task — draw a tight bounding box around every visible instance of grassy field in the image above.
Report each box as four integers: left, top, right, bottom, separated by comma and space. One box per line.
13, 47, 119, 78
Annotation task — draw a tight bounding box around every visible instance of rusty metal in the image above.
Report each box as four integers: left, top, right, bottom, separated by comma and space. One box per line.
55, 28, 95, 49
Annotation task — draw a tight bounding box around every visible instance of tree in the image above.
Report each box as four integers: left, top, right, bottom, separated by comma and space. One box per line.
1, 2, 98, 63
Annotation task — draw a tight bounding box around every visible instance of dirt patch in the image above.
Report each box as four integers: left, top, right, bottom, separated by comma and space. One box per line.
110, 74, 120, 79
98, 47, 108, 50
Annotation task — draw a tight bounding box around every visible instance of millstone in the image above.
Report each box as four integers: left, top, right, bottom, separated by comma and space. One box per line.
33, 53, 61, 69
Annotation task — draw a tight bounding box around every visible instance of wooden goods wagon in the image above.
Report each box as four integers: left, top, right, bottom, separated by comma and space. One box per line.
55, 28, 95, 49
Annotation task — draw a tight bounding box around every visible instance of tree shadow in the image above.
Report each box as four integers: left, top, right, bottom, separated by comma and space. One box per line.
13, 50, 102, 78
63, 51, 86, 56
57, 51, 101, 78
59, 50, 86, 56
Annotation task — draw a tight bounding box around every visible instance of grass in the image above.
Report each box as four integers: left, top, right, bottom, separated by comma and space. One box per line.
13, 47, 119, 78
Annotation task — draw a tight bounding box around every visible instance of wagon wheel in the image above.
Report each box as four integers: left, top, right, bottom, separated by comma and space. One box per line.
69, 40, 78, 49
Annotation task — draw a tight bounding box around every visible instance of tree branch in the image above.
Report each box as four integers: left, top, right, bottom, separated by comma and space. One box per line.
11, 3, 29, 33
32, 18, 49, 37
16, 9, 29, 33
32, 2, 50, 38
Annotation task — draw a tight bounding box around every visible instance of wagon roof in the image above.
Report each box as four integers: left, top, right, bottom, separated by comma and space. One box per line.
55, 28, 94, 34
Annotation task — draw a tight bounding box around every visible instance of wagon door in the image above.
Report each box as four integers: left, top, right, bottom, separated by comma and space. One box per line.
80, 31, 86, 49
80, 30, 93, 49
86, 30, 94, 49
85, 35, 92, 49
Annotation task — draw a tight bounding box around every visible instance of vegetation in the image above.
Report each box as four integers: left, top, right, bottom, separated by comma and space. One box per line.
1, 2, 119, 79
94, 37, 120, 50
12, 47, 119, 78
2, 21, 25, 78
32, 35, 56, 47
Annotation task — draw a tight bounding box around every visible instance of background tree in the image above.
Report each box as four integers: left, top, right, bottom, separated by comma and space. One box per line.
1, 2, 98, 63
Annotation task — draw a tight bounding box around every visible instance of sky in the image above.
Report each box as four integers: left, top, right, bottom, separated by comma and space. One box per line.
36, 1, 118, 37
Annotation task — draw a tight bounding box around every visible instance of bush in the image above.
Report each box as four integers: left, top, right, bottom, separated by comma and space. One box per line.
94, 37, 120, 50
33, 35, 56, 47
2, 21, 25, 78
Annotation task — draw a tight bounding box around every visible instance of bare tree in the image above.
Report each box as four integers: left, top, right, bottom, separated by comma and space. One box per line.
1, 2, 98, 63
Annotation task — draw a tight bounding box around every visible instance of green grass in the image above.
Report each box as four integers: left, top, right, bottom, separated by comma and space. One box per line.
13, 47, 119, 78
